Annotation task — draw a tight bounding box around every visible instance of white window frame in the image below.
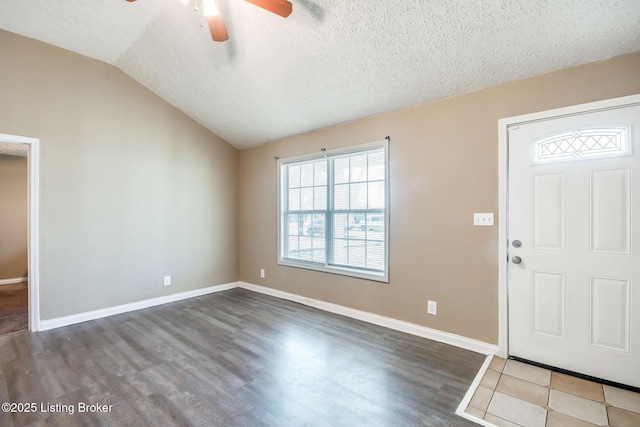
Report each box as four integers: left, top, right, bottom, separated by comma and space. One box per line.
277, 139, 390, 282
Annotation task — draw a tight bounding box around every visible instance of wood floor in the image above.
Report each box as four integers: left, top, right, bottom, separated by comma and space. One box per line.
0, 283, 28, 336
0, 288, 484, 426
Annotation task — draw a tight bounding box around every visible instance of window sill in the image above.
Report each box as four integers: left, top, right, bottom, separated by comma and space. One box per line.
278, 258, 389, 283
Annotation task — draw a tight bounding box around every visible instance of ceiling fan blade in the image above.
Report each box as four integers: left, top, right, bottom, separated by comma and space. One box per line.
245, 0, 292, 18
206, 15, 229, 42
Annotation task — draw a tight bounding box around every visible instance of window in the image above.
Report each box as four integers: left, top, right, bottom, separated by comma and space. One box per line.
278, 140, 389, 282
533, 126, 631, 163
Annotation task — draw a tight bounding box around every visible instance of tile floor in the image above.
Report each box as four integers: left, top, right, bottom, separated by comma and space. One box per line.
461, 357, 640, 427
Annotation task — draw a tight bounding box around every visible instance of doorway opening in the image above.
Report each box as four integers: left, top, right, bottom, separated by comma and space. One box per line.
0, 148, 28, 335
0, 133, 40, 333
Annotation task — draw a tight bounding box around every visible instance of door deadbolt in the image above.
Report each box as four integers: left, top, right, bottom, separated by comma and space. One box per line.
512, 256, 522, 264
512, 240, 522, 248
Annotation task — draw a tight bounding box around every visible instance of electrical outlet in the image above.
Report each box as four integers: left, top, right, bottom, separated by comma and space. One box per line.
163, 275, 171, 286
427, 300, 437, 315
473, 213, 494, 226
260, 269, 265, 279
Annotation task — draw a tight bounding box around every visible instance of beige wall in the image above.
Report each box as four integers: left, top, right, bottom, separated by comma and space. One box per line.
0, 30, 238, 319
0, 154, 28, 280
239, 52, 640, 345
2, 26, 638, 341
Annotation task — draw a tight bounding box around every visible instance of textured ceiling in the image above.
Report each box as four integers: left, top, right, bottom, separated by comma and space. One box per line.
0, 1, 639, 149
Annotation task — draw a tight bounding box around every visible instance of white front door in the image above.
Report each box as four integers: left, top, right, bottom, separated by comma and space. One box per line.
507, 101, 640, 387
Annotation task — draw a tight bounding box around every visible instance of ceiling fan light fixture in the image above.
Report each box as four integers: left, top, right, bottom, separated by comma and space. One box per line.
207, 15, 229, 41
245, 0, 292, 18
125, 0, 291, 43
201, 0, 228, 41
202, 0, 221, 16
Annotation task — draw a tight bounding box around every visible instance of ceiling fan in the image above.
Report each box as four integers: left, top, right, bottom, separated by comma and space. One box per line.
126, 0, 292, 42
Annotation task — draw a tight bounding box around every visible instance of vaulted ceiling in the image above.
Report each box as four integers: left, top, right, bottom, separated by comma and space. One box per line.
0, 1, 639, 149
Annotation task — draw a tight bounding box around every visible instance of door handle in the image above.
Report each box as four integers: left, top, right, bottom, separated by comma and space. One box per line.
512, 256, 522, 264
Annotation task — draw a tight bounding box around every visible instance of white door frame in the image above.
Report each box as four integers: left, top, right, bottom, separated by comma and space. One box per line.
0, 133, 40, 331
497, 93, 640, 359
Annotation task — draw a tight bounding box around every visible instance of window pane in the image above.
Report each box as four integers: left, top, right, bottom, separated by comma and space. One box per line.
368, 151, 385, 180
350, 182, 367, 209
301, 163, 314, 187
534, 127, 630, 163
334, 184, 349, 210
298, 236, 312, 261
287, 236, 298, 257
333, 213, 349, 239
287, 214, 301, 236
366, 241, 384, 270
352, 213, 365, 230
350, 154, 367, 182
312, 237, 326, 263
288, 188, 300, 210
349, 241, 366, 268
304, 214, 325, 237
314, 161, 327, 185
301, 187, 313, 210
332, 212, 384, 271
314, 186, 327, 210
288, 165, 300, 188
364, 213, 385, 239
368, 181, 384, 209
334, 238, 348, 265
334, 157, 349, 184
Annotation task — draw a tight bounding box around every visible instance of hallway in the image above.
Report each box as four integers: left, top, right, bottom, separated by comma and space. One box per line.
0, 282, 28, 336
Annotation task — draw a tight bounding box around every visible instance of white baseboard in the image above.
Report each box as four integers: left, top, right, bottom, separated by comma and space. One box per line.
39, 281, 240, 331
0, 277, 29, 286
38, 279, 498, 356
238, 281, 499, 355
0, 277, 28, 286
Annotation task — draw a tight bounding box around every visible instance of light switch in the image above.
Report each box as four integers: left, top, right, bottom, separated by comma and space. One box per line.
474, 213, 494, 226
